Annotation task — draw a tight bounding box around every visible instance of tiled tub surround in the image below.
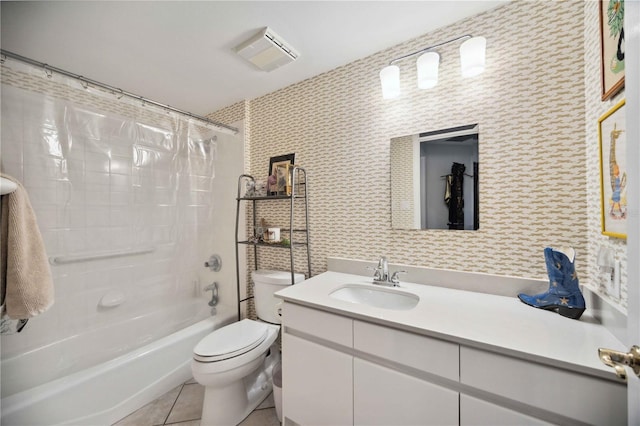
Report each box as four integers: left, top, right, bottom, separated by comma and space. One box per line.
276, 261, 628, 424
0, 76, 243, 422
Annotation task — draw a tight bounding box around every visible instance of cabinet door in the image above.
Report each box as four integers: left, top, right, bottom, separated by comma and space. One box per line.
282, 333, 353, 425
460, 394, 551, 426
353, 358, 458, 426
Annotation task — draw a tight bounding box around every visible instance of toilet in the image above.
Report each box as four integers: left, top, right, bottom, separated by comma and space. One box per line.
192, 269, 304, 426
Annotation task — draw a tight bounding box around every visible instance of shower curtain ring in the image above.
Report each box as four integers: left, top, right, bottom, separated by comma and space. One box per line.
79, 77, 89, 89
43, 65, 53, 78
0, 54, 6, 64
116, 89, 124, 99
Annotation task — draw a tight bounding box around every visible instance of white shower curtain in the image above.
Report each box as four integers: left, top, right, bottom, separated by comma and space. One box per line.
0, 82, 241, 396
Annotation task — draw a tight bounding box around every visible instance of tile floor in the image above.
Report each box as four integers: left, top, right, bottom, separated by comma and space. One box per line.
113, 378, 280, 426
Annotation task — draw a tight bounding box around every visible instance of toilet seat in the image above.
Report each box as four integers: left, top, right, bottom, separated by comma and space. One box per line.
193, 319, 268, 363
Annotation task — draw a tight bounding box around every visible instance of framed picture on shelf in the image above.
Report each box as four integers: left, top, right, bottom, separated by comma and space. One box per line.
599, 0, 625, 100
268, 153, 295, 193
598, 98, 627, 239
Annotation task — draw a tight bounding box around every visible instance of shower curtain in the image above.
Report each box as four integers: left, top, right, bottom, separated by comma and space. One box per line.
0, 81, 240, 395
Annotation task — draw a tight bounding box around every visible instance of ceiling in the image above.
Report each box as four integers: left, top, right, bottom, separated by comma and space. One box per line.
1, 1, 508, 116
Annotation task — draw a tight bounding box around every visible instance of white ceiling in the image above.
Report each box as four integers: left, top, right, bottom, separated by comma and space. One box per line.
1, 1, 508, 116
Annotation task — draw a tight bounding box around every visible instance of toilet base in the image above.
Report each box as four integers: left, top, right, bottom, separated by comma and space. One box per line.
200, 346, 280, 426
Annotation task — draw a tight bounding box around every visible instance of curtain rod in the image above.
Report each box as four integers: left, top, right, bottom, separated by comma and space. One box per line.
0, 49, 238, 134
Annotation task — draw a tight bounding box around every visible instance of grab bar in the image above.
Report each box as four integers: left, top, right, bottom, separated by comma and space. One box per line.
50, 246, 155, 265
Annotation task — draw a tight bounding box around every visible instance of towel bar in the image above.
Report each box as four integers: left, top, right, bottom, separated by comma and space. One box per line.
50, 247, 155, 265
0, 177, 18, 195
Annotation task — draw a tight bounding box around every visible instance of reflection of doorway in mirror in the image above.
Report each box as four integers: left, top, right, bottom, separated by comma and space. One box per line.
390, 123, 479, 230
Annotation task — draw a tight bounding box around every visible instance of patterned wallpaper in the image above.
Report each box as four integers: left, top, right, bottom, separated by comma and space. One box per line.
209, 0, 629, 306
583, 0, 627, 311
390, 134, 416, 229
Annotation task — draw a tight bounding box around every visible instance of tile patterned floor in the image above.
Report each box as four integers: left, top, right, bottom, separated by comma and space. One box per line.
113, 378, 280, 426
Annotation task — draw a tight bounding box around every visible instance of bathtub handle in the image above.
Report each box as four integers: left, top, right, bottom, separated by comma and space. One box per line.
205, 282, 218, 307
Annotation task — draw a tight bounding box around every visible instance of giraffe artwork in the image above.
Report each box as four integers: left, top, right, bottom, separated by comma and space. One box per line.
608, 123, 626, 220
598, 99, 627, 239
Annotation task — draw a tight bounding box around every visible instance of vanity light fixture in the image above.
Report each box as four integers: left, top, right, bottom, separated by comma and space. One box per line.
379, 34, 486, 99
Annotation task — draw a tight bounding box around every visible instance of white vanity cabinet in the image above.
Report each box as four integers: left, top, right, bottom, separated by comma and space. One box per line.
352, 320, 459, 425
459, 346, 627, 425
283, 334, 353, 425
282, 302, 459, 425
354, 359, 458, 425
281, 300, 627, 426
281, 302, 354, 425
459, 394, 552, 426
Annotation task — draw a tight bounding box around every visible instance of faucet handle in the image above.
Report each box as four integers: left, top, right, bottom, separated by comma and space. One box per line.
390, 270, 407, 285
367, 266, 383, 281
205, 282, 219, 307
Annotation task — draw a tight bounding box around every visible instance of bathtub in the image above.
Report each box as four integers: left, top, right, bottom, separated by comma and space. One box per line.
0, 309, 235, 426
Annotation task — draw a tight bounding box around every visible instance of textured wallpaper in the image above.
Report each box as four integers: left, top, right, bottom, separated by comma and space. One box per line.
583, 0, 627, 311
390, 135, 416, 229
210, 1, 619, 304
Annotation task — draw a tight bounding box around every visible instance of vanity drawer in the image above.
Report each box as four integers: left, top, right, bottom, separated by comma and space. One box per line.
353, 320, 459, 381
282, 302, 353, 347
460, 346, 627, 425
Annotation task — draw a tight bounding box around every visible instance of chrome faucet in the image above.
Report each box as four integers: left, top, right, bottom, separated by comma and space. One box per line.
368, 256, 406, 287
379, 256, 389, 282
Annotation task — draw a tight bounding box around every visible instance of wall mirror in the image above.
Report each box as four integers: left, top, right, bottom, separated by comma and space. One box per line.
391, 124, 479, 230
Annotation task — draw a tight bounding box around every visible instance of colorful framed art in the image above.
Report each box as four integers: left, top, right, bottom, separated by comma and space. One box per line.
598, 98, 627, 239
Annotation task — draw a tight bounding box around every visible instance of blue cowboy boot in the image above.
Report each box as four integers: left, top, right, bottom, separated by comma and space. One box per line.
518, 247, 586, 320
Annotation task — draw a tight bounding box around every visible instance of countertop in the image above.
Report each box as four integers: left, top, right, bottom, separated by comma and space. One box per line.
275, 270, 627, 382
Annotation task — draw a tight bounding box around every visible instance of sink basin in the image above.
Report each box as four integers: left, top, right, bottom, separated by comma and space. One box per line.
329, 284, 419, 310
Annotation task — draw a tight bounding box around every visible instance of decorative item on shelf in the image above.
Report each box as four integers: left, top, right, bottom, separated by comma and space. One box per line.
285, 163, 297, 196
254, 179, 267, 197
266, 228, 281, 243
275, 164, 288, 195
244, 180, 256, 198
260, 218, 270, 241
268, 153, 295, 195
267, 174, 277, 195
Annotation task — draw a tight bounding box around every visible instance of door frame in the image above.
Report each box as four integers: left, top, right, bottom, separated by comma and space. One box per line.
625, 0, 639, 422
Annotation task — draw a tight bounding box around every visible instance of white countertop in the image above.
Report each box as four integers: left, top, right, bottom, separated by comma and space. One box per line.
275, 271, 627, 382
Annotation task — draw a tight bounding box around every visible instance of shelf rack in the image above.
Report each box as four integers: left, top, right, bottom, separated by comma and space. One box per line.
234, 166, 311, 320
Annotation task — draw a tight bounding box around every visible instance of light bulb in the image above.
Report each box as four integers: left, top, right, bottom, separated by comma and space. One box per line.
460, 36, 486, 78
416, 51, 440, 89
380, 65, 400, 99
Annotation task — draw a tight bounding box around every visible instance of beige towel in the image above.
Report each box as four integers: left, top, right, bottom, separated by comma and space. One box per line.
0, 174, 54, 319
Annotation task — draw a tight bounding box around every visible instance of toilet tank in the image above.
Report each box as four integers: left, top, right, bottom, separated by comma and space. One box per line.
252, 269, 305, 324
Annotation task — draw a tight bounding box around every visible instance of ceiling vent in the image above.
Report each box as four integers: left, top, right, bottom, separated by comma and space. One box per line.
234, 27, 299, 72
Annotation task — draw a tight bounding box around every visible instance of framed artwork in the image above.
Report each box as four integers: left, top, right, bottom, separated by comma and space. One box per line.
275, 164, 288, 194
598, 99, 627, 239
268, 153, 295, 193
599, 0, 625, 101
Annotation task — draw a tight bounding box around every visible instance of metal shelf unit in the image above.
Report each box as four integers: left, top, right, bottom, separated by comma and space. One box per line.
234, 167, 311, 320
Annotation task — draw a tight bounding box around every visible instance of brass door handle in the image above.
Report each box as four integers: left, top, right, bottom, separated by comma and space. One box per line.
598, 345, 640, 382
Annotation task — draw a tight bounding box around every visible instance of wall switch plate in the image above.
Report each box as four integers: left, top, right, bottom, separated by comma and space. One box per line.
604, 260, 621, 300
611, 260, 621, 300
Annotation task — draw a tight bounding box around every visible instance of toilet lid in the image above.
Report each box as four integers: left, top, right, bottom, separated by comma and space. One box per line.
193, 319, 268, 362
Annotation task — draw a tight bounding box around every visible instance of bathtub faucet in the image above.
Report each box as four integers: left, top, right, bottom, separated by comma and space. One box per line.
205, 282, 218, 307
